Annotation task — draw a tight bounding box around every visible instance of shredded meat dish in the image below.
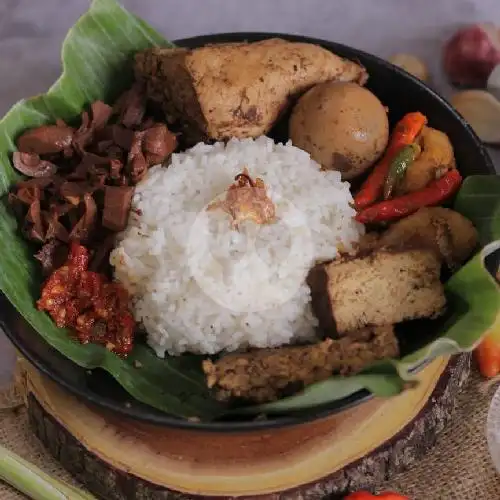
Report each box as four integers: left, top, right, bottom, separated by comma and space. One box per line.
8, 84, 177, 276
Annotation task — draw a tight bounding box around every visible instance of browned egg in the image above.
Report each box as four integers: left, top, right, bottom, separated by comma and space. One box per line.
289, 81, 389, 180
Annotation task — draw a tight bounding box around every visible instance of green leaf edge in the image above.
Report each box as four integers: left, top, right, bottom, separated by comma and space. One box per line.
0, 0, 225, 420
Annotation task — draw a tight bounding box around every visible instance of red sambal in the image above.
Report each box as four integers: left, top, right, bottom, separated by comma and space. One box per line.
37, 241, 135, 356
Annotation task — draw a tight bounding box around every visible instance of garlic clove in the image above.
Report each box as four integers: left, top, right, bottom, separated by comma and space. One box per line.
389, 53, 429, 82
450, 90, 500, 144
487, 63, 500, 101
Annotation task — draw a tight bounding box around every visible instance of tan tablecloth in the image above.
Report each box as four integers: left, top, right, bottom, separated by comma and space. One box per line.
0, 368, 499, 500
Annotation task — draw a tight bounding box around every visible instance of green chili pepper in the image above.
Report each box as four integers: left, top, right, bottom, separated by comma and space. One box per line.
383, 143, 421, 200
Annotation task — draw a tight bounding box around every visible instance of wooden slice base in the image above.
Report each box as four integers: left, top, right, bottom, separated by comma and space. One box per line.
19, 353, 470, 500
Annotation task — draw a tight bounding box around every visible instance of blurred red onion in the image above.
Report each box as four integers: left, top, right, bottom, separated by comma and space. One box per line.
443, 23, 500, 87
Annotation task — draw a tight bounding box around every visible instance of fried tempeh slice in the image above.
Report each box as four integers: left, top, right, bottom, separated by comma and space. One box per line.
202, 325, 398, 403
134, 38, 368, 143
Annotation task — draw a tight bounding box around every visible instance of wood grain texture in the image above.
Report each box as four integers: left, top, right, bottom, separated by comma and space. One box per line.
24, 353, 470, 500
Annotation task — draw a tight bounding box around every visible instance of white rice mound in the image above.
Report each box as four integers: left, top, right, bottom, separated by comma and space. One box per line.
110, 136, 364, 357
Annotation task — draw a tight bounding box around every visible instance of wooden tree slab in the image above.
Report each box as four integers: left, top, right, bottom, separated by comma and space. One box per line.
20, 353, 470, 500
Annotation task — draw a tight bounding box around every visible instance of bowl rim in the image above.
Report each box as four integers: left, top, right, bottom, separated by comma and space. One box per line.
0, 31, 495, 433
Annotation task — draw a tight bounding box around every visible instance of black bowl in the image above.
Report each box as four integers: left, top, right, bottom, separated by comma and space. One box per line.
0, 33, 495, 432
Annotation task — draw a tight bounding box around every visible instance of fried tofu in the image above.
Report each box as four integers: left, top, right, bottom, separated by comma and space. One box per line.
378, 207, 478, 270
310, 247, 446, 334
203, 325, 398, 403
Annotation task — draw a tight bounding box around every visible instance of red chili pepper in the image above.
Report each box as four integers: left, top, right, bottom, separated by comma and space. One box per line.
475, 329, 500, 378
474, 271, 500, 378
344, 491, 409, 500
355, 169, 462, 224
68, 240, 90, 272
354, 112, 427, 210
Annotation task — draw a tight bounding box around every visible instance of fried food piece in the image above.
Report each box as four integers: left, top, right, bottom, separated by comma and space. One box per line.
134, 39, 368, 143
203, 325, 398, 403
343, 232, 382, 255
309, 247, 446, 334
378, 207, 478, 270
396, 126, 455, 194
207, 168, 276, 229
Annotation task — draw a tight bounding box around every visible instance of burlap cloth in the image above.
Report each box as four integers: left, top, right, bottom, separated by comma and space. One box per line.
0, 368, 499, 500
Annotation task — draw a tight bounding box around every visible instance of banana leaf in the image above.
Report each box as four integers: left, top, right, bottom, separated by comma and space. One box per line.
0, 0, 499, 420
0, 0, 225, 421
